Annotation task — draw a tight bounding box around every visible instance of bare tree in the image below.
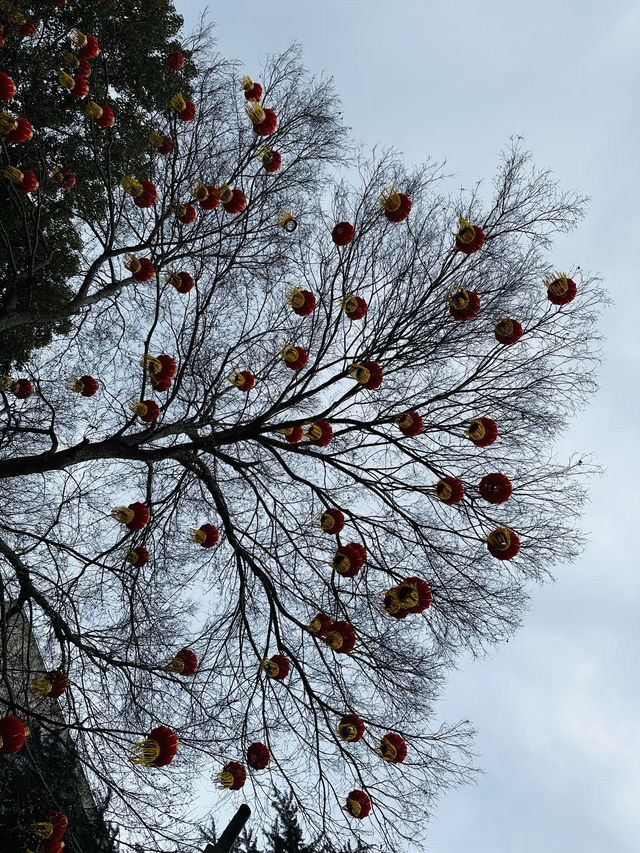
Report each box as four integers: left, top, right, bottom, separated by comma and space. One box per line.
0, 7, 604, 852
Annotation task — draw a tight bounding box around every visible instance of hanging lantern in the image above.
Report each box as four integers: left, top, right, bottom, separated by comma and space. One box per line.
546, 273, 577, 306
31, 811, 68, 842
316, 508, 345, 535
0, 72, 16, 101
111, 502, 150, 532
222, 187, 246, 214
151, 375, 172, 392
341, 294, 367, 321
199, 185, 219, 210
240, 76, 263, 101
173, 202, 197, 224
394, 411, 423, 437
280, 345, 308, 371
467, 416, 498, 447
4, 116, 32, 143
449, 289, 481, 321
190, 523, 219, 548
129, 399, 160, 423
216, 761, 247, 790
77, 58, 91, 77
142, 353, 177, 381
332, 221, 354, 246
167, 51, 184, 71
479, 472, 512, 504
31, 670, 69, 699
124, 254, 155, 282
277, 425, 304, 443
286, 287, 316, 316
1, 376, 33, 398
20, 18, 36, 36
494, 318, 523, 345
0, 112, 18, 135
306, 611, 333, 637
178, 101, 196, 121
188, 180, 210, 203
260, 654, 290, 680
95, 105, 114, 128
384, 576, 432, 617
345, 790, 371, 819
433, 476, 464, 506
4, 166, 38, 193
66, 375, 98, 397
304, 420, 333, 447
149, 131, 173, 156
323, 621, 355, 654
130, 725, 178, 767
51, 167, 76, 189
348, 361, 383, 390
379, 188, 411, 223
337, 714, 365, 742
165, 270, 194, 293
0, 715, 28, 753
227, 370, 255, 392
165, 648, 198, 676
258, 146, 281, 172
125, 546, 149, 566
121, 176, 157, 208
454, 218, 485, 254
64, 51, 80, 70
85, 100, 103, 120
246, 101, 277, 136
487, 527, 520, 560
332, 542, 366, 578
79, 35, 99, 59
59, 72, 88, 99
377, 732, 407, 763
247, 741, 270, 770
277, 211, 298, 232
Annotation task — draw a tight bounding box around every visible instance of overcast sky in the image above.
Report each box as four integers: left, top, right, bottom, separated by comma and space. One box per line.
176, 2, 640, 850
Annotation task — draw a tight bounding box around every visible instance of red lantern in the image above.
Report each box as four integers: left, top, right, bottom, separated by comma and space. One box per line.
332, 542, 365, 578
332, 221, 354, 246
178, 203, 197, 224
111, 502, 150, 532
384, 577, 432, 616
131, 400, 160, 423
178, 101, 196, 122
455, 218, 485, 254
287, 287, 316, 316
434, 476, 464, 506
95, 106, 114, 128
167, 51, 184, 71
42, 811, 68, 842
479, 472, 512, 504
0, 72, 16, 101
345, 790, 371, 819
143, 353, 176, 381
247, 103, 277, 136
165, 648, 198, 676
0, 715, 28, 753
494, 318, 523, 345
124, 255, 155, 282
52, 167, 76, 189
130, 725, 178, 767
317, 508, 344, 534
449, 289, 481, 321
247, 741, 270, 770
281, 345, 308, 371
258, 147, 281, 172
241, 76, 263, 101
304, 420, 333, 447
70, 74, 88, 99
277, 425, 304, 443
394, 411, 423, 437
467, 416, 498, 447
380, 189, 411, 223
261, 653, 290, 680
20, 19, 36, 37
199, 185, 219, 210
31, 670, 69, 699
190, 523, 219, 548
217, 760, 247, 789
149, 132, 173, 156
77, 58, 91, 78
378, 732, 407, 763
546, 274, 577, 306
126, 546, 149, 566
5, 117, 33, 143
17, 169, 38, 193
151, 375, 172, 392
342, 295, 367, 321
121, 176, 156, 207
67, 375, 98, 397
228, 370, 255, 392
223, 189, 246, 214
487, 528, 520, 560
324, 620, 355, 654
337, 714, 365, 742
79, 35, 99, 59
306, 611, 333, 636
166, 271, 194, 293
4, 377, 33, 399
349, 361, 382, 390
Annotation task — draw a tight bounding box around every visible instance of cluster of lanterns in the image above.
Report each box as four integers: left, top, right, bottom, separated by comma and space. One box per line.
383, 576, 432, 619
142, 352, 177, 392
214, 740, 270, 790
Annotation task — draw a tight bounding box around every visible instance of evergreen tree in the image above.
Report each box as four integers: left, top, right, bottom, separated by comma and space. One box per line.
266, 792, 319, 853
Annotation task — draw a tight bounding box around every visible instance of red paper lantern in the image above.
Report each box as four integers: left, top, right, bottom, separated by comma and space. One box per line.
167, 51, 184, 71
281, 345, 308, 371
223, 189, 246, 214
494, 318, 523, 346
243, 82, 263, 101
228, 370, 255, 392
5, 378, 33, 399
111, 501, 150, 532
277, 425, 304, 443
17, 169, 38, 193
332, 542, 365, 578
342, 295, 367, 321
0, 72, 16, 101
126, 546, 150, 566
395, 411, 423, 437
349, 360, 382, 390
253, 107, 277, 136
305, 420, 333, 447
45, 811, 68, 842
546, 274, 577, 306
130, 725, 178, 767
455, 218, 485, 254
332, 221, 355, 246
77, 58, 91, 78
384, 576, 432, 616
178, 101, 196, 122
467, 416, 498, 447
79, 35, 99, 59
449, 289, 481, 321
434, 475, 464, 506
287, 288, 316, 316
318, 508, 344, 534
217, 760, 247, 789
247, 741, 270, 770
337, 714, 365, 742
199, 185, 219, 210
31, 670, 69, 699
150, 132, 173, 155
124, 256, 155, 282
0, 715, 28, 753
70, 74, 88, 99
95, 106, 114, 128
190, 523, 219, 548
487, 528, 520, 560
52, 167, 76, 189
144, 353, 177, 380
175, 203, 196, 224
324, 620, 355, 654
259, 148, 281, 172
5, 117, 33, 143
345, 790, 371, 819
378, 732, 407, 763
261, 653, 289, 680
306, 611, 333, 636
151, 375, 172, 392
166, 647, 198, 676
168, 271, 194, 293
67, 375, 98, 397
380, 189, 411, 223
479, 472, 512, 504
131, 400, 160, 423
